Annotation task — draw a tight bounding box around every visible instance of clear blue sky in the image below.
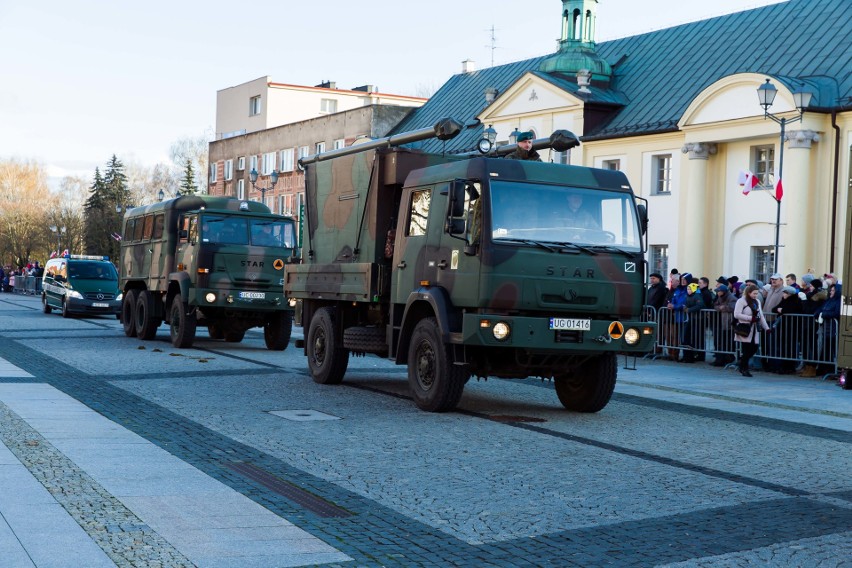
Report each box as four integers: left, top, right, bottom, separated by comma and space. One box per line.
0, 0, 785, 181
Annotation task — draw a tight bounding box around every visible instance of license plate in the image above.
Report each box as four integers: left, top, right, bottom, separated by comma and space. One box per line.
549, 317, 591, 331
238, 292, 265, 299
92, 302, 109, 308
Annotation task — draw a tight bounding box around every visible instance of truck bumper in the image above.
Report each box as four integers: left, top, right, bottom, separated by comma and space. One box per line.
190, 288, 287, 311
460, 313, 656, 353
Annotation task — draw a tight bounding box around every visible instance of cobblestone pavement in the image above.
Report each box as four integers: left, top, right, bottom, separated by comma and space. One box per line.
0, 292, 850, 567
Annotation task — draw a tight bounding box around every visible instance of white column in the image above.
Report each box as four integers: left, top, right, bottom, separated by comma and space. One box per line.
680, 143, 716, 274
780, 129, 820, 274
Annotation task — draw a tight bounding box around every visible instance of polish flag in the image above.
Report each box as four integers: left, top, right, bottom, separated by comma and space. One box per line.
738, 170, 760, 195
775, 179, 783, 201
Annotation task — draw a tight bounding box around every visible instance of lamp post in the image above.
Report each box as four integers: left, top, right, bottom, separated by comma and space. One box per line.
508, 128, 521, 145
756, 78, 812, 274
49, 225, 66, 254
249, 168, 279, 205
158, 189, 165, 202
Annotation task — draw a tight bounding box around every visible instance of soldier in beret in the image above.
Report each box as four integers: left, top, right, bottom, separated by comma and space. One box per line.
504, 131, 542, 161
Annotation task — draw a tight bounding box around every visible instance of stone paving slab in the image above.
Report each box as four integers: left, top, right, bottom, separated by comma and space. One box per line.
0, 383, 351, 567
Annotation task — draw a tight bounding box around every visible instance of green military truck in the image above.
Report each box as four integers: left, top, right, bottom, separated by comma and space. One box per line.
285, 119, 656, 412
119, 195, 297, 349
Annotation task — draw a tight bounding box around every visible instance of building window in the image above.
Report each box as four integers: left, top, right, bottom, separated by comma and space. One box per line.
299, 146, 310, 160
224, 159, 233, 181
262, 152, 276, 175
752, 145, 775, 187
652, 154, 672, 195
649, 245, 668, 277
237, 157, 245, 170
602, 159, 620, 170
279, 148, 295, 172
209, 163, 217, 183
320, 98, 337, 113
334, 139, 345, 150
553, 149, 570, 165
751, 246, 775, 284
237, 179, 245, 200
249, 95, 261, 116
315, 142, 326, 154
249, 155, 258, 173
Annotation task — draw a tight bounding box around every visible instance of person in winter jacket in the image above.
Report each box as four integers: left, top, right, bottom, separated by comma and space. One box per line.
766, 286, 804, 373
813, 283, 841, 376
646, 272, 668, 311
665, 272, 691, 360
798, 278, 827, 377
712, 284, 737, 366
734, 284, 772, 377
682, 283, 704, 362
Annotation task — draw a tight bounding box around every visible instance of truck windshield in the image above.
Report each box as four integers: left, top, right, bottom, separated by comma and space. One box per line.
250, 220, 295, 248
201, 216, 249, 245
489, 180, 642, 251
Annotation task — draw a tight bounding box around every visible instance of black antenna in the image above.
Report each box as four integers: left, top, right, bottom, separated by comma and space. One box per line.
485, 24, 499, 67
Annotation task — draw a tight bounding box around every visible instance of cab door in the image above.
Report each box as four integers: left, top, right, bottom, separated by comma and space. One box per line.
392, 185, 440, 305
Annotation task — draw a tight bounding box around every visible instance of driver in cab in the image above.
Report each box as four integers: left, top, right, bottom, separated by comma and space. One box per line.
560, 193, 599, 230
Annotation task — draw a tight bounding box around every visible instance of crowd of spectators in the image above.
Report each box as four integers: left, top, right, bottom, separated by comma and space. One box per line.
0, 262, 44, 293
646, 268, 840, 377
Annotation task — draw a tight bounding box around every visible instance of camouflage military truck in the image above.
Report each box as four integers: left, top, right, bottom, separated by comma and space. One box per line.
285, 119, 656, 412
119, 195, 297, 349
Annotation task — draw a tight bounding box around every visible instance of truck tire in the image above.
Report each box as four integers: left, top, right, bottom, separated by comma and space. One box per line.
42, 294, 52, 314
122, 289, 137, 337
208, 322, 224, 340
169, 297, 196, 348
307, 307, 349, 384
407, 317, 468, 412
343, 326, 387, 355
135, 290, 160, 340
264, 312, 292, 351
555, 353, 616, 412
224, 330, 245, 343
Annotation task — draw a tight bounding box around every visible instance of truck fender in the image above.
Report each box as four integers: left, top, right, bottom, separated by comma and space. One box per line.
167, 272, 192, 308
395, 287, 460, 364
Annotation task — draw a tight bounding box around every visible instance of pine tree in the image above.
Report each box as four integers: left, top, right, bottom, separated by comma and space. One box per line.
83, 168, 110, 255
179, 159, 198, 195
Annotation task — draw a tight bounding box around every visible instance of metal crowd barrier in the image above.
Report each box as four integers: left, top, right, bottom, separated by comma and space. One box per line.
648, 307, 838, 378
11, 274, 42, 295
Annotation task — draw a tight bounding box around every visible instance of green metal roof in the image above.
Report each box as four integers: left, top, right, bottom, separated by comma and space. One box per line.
393, 0, 851, 152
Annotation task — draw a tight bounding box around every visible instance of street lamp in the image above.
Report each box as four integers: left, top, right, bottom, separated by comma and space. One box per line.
249, 168, 279, 205
756, 78, 812, 274
477, 124, 498, 154
158, 189, 165, 202
49, 225, 66, 254
508, 128, 521, 145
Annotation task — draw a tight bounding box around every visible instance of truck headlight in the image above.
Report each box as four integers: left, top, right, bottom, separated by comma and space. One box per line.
624, 328, 640, 345
205, 293, 216, 303
492, 321, 511, 341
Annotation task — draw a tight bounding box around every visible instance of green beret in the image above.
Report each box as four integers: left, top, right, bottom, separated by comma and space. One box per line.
516, 131, 534, 142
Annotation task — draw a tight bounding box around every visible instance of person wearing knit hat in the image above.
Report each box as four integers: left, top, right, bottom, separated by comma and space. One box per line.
764, 283, 804, 374
716, 276, 727, 285
711, 283, 738, 366
682, 282, 703, 362
504, 131, 542, 162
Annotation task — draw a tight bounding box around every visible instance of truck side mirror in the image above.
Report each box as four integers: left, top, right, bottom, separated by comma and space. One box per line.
637, 203, 648, 235
448, 180, 466, 217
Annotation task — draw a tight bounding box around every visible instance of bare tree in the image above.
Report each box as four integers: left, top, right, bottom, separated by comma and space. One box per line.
169, 130, 212, 194
0, 160, 57, 266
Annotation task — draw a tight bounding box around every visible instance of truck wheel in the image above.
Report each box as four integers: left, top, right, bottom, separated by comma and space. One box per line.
122, 290, 137, 337
42, 294, 52, 314
407, 317, 467, 412
555, 353, 617, 412
307, 307, 349, 384
208, 322, 224, 340
264, 312, 292, 351
135, 290, 160, 340
224, 330, 245, 343
169, 297, 196, 348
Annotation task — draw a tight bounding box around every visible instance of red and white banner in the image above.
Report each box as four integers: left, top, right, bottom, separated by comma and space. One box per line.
738, 170, 760, 195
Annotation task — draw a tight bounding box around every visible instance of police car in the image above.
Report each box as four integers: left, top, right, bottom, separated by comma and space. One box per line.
42, 255, 123, 318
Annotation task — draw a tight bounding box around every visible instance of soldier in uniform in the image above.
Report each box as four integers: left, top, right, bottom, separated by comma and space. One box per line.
504, 131, 542, 161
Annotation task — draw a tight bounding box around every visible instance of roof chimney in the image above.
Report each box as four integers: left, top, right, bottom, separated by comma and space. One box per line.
461, 59, 476, 73
352, 84, 377, 92
315, 80, 337, 89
